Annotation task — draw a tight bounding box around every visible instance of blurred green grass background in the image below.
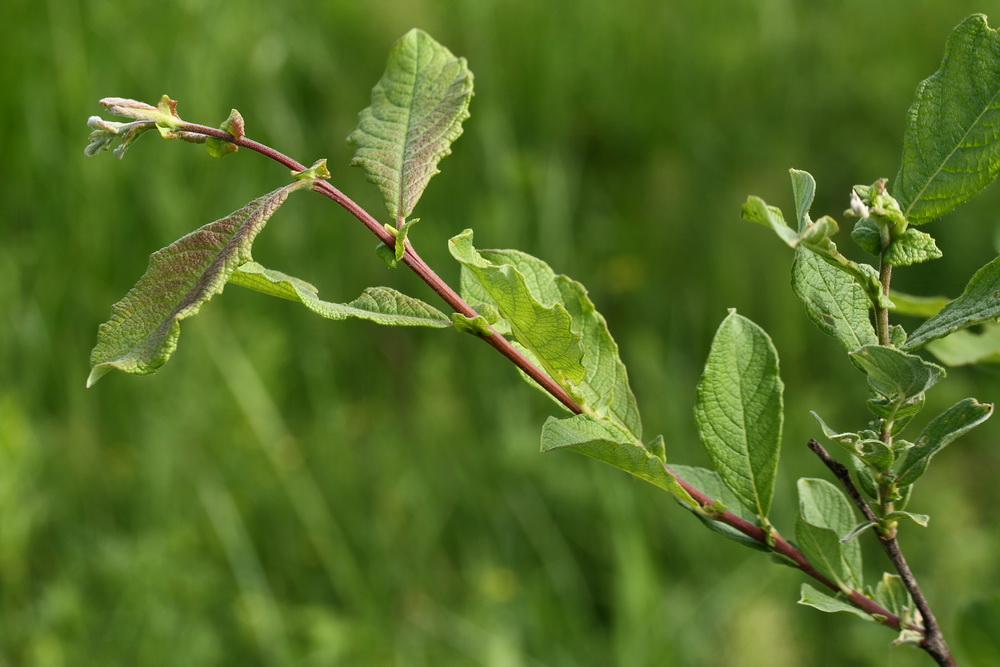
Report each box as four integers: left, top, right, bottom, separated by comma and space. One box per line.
4, 0, 1000, 664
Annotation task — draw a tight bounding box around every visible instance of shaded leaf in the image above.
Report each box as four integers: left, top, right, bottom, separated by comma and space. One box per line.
670, 465, 769, 552
896, 14, 1000, 224
229, 261, 451, 328
88, 181, 315, 386
541, 414, 692, 504
799, 584, 875, 621
796, 478, 863, 590
904, 255, 1000, 350
348, 29, 473, 222
893, 398, 993, 486
849, 345, 944, 401
695, 310, 783, 518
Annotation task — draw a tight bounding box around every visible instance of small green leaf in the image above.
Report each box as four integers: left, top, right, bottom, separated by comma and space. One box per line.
850, 218, 882, 256
670, 465, 769, 552
645, 434, 666, 462
541, 414, 693, 505
695, 310, 783, 519
849, 345, 945, 401
812, 413, 893, 472
904, 255, 1000, 350
228, 261, 451, 328
206, 108, 245, 158
348, 29, 473, 223
741, 196, 799, 246
88, 181, 315, 386
799, 583, 875, 621
291, 159, 331, 182
874, 574, 913, 618
796, 478, 863, 590
893, 398, 993, 486
884, 228, 942, 266
792, 247, 877, 352
451, 312, 493, 336
790, 168, 817, 232
896, 14, 1000, 224
885, 510, 930, 527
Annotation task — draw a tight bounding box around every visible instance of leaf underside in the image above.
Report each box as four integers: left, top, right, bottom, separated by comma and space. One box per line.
348, 28, 474, 223
87, 181, 314, 386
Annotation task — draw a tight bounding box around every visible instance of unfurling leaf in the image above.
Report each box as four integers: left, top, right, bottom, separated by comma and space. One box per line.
695, 310, 783, 519
896, 14, 1000, 224
904, 255, 1000, 350
229, 262, 451, 328
206, 108, 245, 158
87, 181, 315, 386
348, 29, 473, 223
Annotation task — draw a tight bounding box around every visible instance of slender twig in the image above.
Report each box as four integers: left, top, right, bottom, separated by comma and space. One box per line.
808, 440, 954, 666
176, 121, 926, 649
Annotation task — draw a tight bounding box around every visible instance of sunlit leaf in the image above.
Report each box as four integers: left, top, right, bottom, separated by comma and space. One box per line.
348, 29, 473, 223
88, 181, 314, 386
792, 247, 877, 353
896, 14, 1000, 224
695, 310, 783, 519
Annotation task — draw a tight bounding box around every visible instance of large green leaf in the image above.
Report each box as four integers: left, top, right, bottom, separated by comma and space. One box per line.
695, 310, 783, 519
791, 247, 877, 353
796, 478, 863, 590
540, 414, 691, 504
461, 244, 642, 438
896, 14, 1000, 224
449, 230, 594, 411
229, 262, 451, 328
88, 181, 315, 386
348, 29, 473, 223
904, 255, 1000, 350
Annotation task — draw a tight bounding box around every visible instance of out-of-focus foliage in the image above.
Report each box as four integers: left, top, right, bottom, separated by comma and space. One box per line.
3, 1, 999, 664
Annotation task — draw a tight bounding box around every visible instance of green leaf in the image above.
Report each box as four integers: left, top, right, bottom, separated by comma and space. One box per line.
206, 108, 245, 158
449, 229, 585, 390
670, 465, 769, 552
849, 345, 945, 401
741, 196, 799, 246
540, 414, 693, 504
812, 413, 893, 472
87, 181, 315, 387
888, 291, 949, 318
893, 398, 993, 486
348, 29, 473, 223
850, 218, 882, 256
451, 231, 642, 438
796, 478, 863, 590
790, 168, 817, 232
791, 247, 877, 352
884, 228, 942, 266
926, 325, 1000, 365
291, 159, 331, 182
798, 584, 874, 621
874, 574, 912, 619
896, 14, 1000, 224
695, 310, 783, 519
228, 261, 451, 328
450, 312, 493, 336
904, 255, 1000, 350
